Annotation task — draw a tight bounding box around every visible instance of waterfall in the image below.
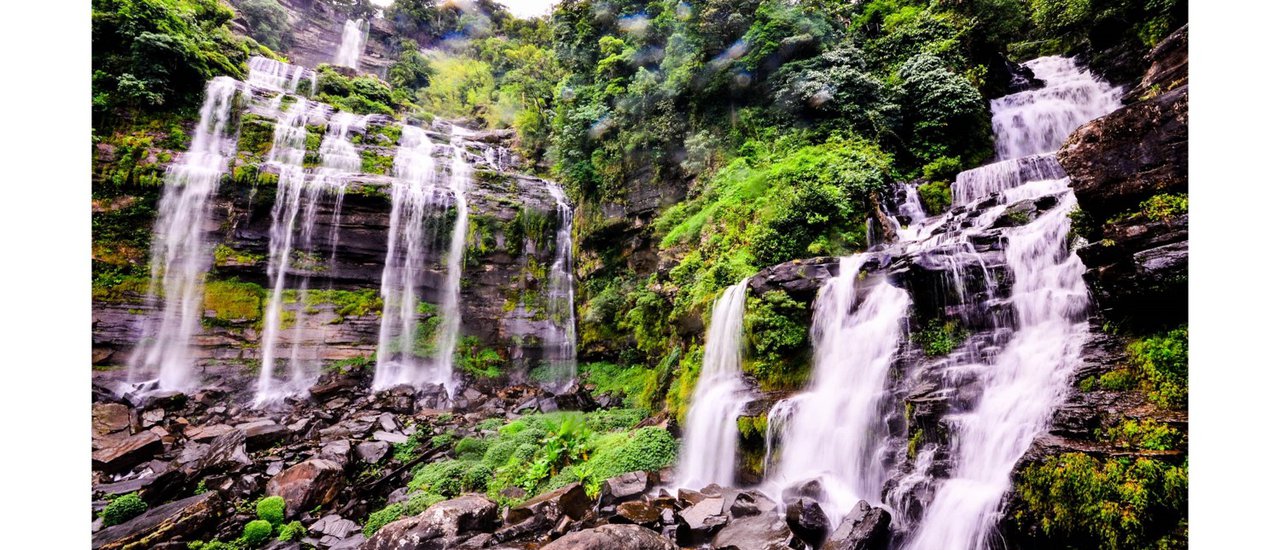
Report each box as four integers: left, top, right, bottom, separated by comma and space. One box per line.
675, 279, 750, 489
432, 132, 472, 396
764, 255, 911, 519
373, 124, 479, 395
990, 56, 1122, 160
373, 126, 449, 391
903, 56, 1119, 549
247, 56, 311, 95
126, 77, 241, 393
333, 19, 367, 69
542, 180, 578, 389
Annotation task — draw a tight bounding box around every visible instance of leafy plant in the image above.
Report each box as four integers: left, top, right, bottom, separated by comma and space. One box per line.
101, 492, 147, 527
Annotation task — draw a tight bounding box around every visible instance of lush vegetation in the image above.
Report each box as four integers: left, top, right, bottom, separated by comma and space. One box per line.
362, 410, 676, 536
100, 492, 148, 526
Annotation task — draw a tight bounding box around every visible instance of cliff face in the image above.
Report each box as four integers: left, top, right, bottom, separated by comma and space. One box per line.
92, 85, 565, 383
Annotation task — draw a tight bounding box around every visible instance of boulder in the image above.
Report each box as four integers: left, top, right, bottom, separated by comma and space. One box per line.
185, 424, 235, 442
677, 496, 727, 544
237, 419, 287, 449
360, 495, 499, 550
266, 459, 345, 517
541, 524, 677, 550
612, 501, 662, 527
711, 512, 803, 550
92, 403, 131, 436
91, 492, 220, 549
372, 430, 409, 444
186, 428, 252, 476
506, 483, 593, 525
784, 497, 830, 547
320, 439, 353, 465
357, 441, 391, 463
310, 514, 361, 539
729, 490, 776, 518
823, 501, 891, 550
599, 471, 648, 506
92, 432, 162, 473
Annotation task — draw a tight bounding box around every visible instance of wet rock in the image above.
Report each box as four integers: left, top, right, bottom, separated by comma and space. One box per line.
729, 489, 776, 518
784, 497, 830, 547
823, 501, 891, 550
91, 492, 220, 549
93, 403, 131, 436
542, 524, 678, 550
320, 439, 353, 465
186, 429, 251, 476
185, 424, 235, 442
711, 512, 803, 550
677, 496, 727, 545
781, 479, 827, 503
357, 441, 390, 463
141, 408, 166, 428
237, 419, 287, 449
599, 471, 648, 506
748, 257, 841, 302
92, 431, 162, 473
310, 514, 361, 539
612, 501, 661, 527
266, 459, 345, 517
553, 382, 599, 412
507, 482, 593, 525
361, 495, 499, 550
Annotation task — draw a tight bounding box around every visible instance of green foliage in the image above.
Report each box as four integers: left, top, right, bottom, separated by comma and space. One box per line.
392, 427, 427, 463
1100, 419, 1181, 452
579, 362, 660, 412
584, 408, 646, 432
255, 495, 285, 526
454, 437, 490, 461
315, 64, 397, 115
276, 521, 305, 542
914, 318, 967, 357
202, 279, 264, 325
1013, 453, 1188, 549
1128, 327, 1188, 409
92, 0, 255, 125
360, 149, 396, 175
922, 156, 963, 182
388, 39, 433, 91
454, 336, 503, 379
583, 426, 678, 482
238, 0, 292, 51
408, 459, 469, 497
743, 291, 811, 391
417, 55, 496, 121
1098, 369, 1138, 391
241, 519, 273, 547
101, 492, 147, 527
897, 53, 992, 166
916, 180, 952, 216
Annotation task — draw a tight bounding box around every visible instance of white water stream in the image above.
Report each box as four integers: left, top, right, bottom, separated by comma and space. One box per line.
542, 180, 579, 390
127, 77, 241, 393
333, 19, 367, 69
675, 279, 751, 489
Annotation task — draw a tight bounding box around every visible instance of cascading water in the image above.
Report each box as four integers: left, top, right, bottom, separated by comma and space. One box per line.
247, 56, 312, 95
431, 132, 473, 396
763, 255, 911, 519
541, 180, 578, 389
126, 77, 241, 393
903, 56, 1120, 549
372, 126, 449, 391
333, 19, 367, 69
675, 279, 750, 489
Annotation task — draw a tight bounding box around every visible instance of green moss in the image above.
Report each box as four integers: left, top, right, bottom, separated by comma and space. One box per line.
202, 279, 264, 325
276, 521, 305, 542
212, 244, 264, 267
914, 318, 967, 357
1128, 327, 1188, 409
743, 291, 811, 391
298, 288, 383, 321
579, 361, 660, 412
236, 114, 275, 158
255, 495, 286, 526
408, 459, 470, 497
454, 437, 491, 461
1098, 369, 1138, 391
100, 492, 147, 527
736, 413, 770, 441
92, 275, 152, 303
1012, 453, 1187, 549
241, 519, 273, 546
363, 502, 405, 537
361, 149, 396, 175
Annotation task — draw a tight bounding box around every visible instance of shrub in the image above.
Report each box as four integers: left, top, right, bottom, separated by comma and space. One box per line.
239, 0, 293, 51
897, 53, 992, 166
585, 427, 678, 481
363, 502, 405, 537
101, 492, 147, 527
454, 437, 490, 461
584, 408, 646, 432
242, 519, 273, 546
1128, 327, 1188, 409
743, 291, 811, 390
408, 459, 469, 497
277, 520, 305, 541
403, 491, 445, 515
914, 318, 967, 357
255, 495, 286, 526
917, 180, 952, 215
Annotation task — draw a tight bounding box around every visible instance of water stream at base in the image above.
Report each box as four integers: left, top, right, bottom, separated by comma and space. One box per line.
126, 77, 241, 393
675, 279, 751, 489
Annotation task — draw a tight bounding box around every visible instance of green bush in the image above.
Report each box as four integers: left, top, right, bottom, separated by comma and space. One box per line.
897, 53, 992, 166
584, 408, 646, 432
915, 318, 967, 357
239, 0, 292, 51
584, 427, 678, 481
101, 492, 147, 527
277, 520, 305, 541
1128, 327, 1188, 409
241, 519, 273, 547
917, 180, 952, 215
454, 437, 490, 461
255, 495, 286, 526
408, 459, 469, 497
743, 291, 811, 391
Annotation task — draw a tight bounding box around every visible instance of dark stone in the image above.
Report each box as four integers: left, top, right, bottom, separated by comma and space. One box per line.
506, 482, 593, 525
266, 459, 345, 518
92, 432, 162, 473
711, 512, 803, 550
747, 257, 841, 302
784, 497, 830, 547
236, 419, 287, 449
823, 501, 891, 550
612, 501, 662, 527
676, 496, 727, 545
599, 471, 648, 506
729, 490, 776, 518
91, 492, 220, 549
542, 524, 677, 550
360, 495, 499, 550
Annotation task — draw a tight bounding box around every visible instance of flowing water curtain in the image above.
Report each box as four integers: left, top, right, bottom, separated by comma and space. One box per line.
675, 278, 751, 490
542, 180, 579, 390
333, 19, 368, 69
127, 77, 243, 394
